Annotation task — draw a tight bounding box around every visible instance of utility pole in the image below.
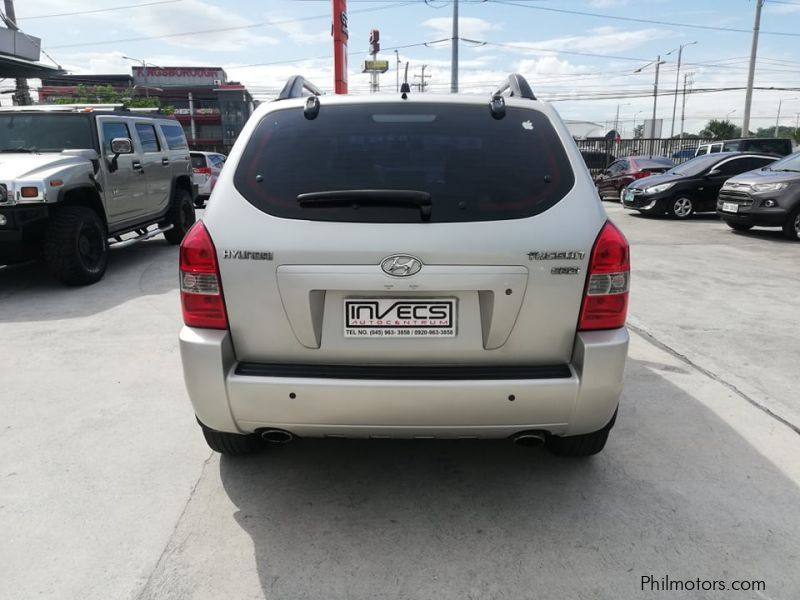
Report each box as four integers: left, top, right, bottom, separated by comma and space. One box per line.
188, 92, 196, 145
394, 49, 400, 93
3, 0, 32, 105
680, 72, 693, 139
742, 0, 764, 137
775, 97, 798, 137
450, 0, 459, 93
669, 41, 697, 138
634, 55, 666, 152
414, 65, 430, 93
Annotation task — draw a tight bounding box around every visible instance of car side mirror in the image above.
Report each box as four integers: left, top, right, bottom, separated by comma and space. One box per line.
108, 137, 133, 173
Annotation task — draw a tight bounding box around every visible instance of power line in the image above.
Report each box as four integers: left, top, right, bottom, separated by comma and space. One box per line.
47, 2, 413, 49
18, 0, 184, 20
490, 1, 800, 37
225, 39, 448, 70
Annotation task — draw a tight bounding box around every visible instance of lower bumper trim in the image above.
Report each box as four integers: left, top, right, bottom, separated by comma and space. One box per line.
234, 362, 572, 380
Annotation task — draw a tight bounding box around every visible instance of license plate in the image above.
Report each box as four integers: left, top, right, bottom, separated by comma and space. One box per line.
344, 298, 456, 338
623, 190, 634, 203
722, 202, 739, 213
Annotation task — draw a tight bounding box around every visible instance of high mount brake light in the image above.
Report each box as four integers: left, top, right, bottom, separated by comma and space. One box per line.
578, 220, 630, 331
179, 221, 228, 329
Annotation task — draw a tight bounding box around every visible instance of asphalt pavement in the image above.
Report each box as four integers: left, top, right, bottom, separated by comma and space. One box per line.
1, 204, 798, 600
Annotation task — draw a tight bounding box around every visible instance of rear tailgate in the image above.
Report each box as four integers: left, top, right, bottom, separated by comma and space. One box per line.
207, 99, 606, 366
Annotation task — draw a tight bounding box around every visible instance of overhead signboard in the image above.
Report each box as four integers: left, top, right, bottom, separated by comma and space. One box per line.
363, 60, 389, 73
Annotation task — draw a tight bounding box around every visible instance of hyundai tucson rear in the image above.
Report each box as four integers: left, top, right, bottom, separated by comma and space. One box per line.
178, 75, 630, 457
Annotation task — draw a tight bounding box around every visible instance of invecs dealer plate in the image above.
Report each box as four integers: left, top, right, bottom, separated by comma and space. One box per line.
344, 298, 456, 338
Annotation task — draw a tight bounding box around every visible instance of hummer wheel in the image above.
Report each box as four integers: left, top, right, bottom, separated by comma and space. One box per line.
43, 206, 108, 286
164, 188, 196, 245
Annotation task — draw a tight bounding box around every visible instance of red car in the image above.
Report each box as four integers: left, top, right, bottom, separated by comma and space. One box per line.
595, 155, 675, 200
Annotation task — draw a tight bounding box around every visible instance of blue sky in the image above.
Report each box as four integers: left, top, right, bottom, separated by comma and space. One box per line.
7, 0, 800, 135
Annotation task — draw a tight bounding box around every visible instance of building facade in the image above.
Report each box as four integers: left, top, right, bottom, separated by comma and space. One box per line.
39, 67, 255, 153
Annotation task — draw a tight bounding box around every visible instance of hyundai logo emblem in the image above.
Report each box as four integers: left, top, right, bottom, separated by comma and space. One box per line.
381, 255, 422, 277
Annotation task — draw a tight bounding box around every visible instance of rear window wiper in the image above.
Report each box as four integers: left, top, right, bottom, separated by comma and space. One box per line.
296, 189, 433, 221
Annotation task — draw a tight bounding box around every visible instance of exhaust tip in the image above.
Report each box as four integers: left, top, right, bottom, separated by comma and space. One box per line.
260, 429, 294, 444
512, 431, 546, 448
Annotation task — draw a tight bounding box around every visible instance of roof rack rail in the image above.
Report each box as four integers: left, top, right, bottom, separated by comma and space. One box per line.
276, 75, 324, 101
492, 74, 536, 101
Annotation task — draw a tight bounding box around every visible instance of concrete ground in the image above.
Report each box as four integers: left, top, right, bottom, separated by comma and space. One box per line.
1, 204, 798, 599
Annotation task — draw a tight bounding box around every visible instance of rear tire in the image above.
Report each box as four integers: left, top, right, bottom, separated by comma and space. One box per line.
43, 206, 108, 286
669, 195, 694, 219
546, 411, 617, 457
725, 221, 753, 232
200, 422, 263, 456
163, 188, 196, 245
781, 205, 800, 241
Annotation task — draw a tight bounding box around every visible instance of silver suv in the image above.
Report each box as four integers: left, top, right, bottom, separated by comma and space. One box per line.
178, 75, 630, 457
0, 106, 196, 285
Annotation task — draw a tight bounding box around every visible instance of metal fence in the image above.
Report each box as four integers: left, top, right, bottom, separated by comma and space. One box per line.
575, 137, 717, 177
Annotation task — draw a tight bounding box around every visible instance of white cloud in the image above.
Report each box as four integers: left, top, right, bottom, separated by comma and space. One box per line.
422, 17, 501, 40
265, 17, 330, 45
530, 26, 671, 55
587, 0, 629, 7
24, 0, 278, 52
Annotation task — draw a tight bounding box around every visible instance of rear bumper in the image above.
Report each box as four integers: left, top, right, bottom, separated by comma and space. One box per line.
179, 327, 629, 438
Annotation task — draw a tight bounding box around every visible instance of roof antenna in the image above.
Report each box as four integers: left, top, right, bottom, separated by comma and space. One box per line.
400, 62, 411, 99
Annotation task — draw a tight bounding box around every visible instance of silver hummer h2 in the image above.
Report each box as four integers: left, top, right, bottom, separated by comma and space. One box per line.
0, 105, 197, 285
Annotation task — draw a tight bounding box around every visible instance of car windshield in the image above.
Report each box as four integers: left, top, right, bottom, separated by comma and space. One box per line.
765, 151, 800, 172
0, 114, 94, 152
668, 153, 726, 176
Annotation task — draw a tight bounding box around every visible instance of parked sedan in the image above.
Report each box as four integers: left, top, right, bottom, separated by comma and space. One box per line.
621, 152, 777, 218
595, 156, 675, 200
191, 151, 226, 207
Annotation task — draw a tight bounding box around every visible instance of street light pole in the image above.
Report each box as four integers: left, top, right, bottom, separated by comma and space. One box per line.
669, 41, 697, 138
680, 72, 693, 140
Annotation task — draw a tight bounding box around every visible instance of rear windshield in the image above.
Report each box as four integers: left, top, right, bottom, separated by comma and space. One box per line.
233, 103, 575, 223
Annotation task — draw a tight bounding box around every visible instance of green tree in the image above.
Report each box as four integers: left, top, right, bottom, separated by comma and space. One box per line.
752, 125, 798, 140
53, 84, 174, 114
632, 124, 644, 139
698, 119, 741, 139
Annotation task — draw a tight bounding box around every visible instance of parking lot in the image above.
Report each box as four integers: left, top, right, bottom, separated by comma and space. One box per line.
1, 204, 799, 599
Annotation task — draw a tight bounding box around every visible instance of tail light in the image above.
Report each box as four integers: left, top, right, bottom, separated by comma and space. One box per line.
631, 170, 650, 179
193, 167, 212, 175
578, 220, 630, 331
179, 221, 228, 329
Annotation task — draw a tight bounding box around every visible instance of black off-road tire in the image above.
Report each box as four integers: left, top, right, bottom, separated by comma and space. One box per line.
725, 221, 753, 232
163, 188, 196, 245
200, 422, 263, 456
43, 206, 108, 286
781, 205, 800, 241
546, 411, 617, 457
